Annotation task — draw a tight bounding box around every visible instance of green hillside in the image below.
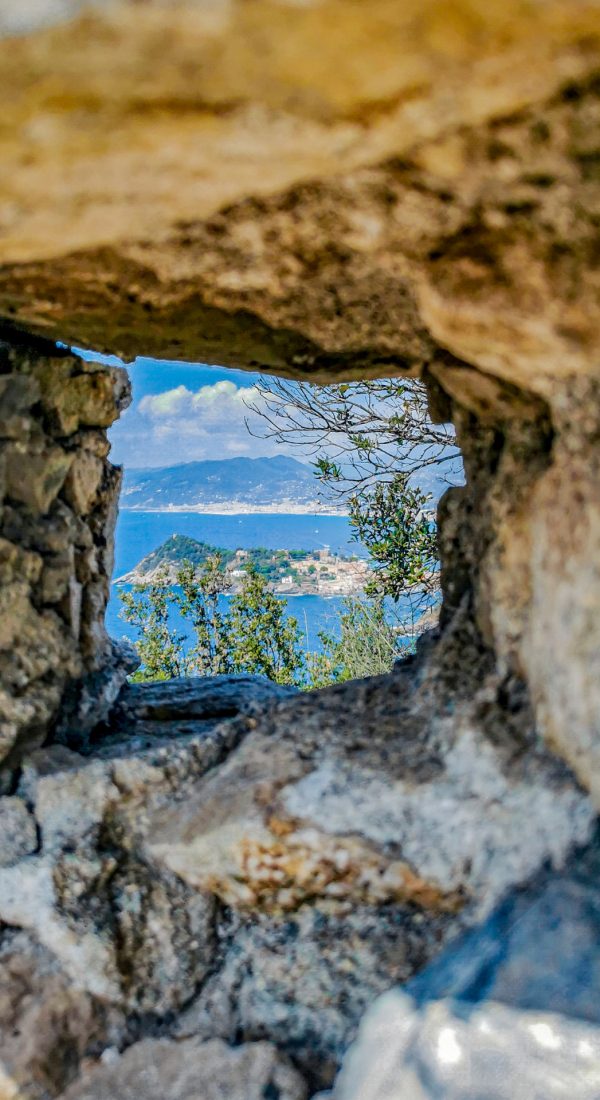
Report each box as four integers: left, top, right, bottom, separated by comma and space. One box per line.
130, 535, 322, 583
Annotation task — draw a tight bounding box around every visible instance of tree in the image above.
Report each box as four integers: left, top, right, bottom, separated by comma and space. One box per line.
177, 554, 234, 676
246, 377, 457, 499
118, 559, 306, 685
306, 596, 412, 688
227, 568, 306, 685
119, 567, 189, 682
247, 376, 458, 604
348, 475, 438, 602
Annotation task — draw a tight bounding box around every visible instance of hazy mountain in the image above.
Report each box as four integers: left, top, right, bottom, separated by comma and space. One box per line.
119, 455, 344, 513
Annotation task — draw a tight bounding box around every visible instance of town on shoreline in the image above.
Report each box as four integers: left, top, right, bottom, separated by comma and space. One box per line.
117, 536, 372, 597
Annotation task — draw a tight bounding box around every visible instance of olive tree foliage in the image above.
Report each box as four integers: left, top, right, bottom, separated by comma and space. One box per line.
246, 376, 458, 603
119, 556, 305, 684
307, 597, 413, 688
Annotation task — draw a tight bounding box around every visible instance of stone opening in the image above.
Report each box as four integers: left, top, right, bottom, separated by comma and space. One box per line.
3, 1, 600, 1095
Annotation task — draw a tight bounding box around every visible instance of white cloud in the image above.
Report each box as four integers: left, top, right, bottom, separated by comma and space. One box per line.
109, 380, 297, 469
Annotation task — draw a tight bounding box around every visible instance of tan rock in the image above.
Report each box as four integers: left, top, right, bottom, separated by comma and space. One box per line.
5, 441, 73, 515
0, 0, 597, 373
62, 451, 105, 516
34, 360, 130, 436
40, 546, 76, 605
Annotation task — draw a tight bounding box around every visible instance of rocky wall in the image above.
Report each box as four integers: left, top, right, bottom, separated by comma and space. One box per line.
0, 330, 131, 781
4, 2, 600, 1097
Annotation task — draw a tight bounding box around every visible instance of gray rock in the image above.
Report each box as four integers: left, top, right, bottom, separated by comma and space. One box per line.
57, 1036, 307, 1100
331, 993, 600, 1100
110, 673, 298, 726
0, 611, 597, 1092
54, 637, 141, 751
175, 901, 455, 1087
0, 796, 37, 866
0, 928, 122, 1100
403, 835, 600, 1024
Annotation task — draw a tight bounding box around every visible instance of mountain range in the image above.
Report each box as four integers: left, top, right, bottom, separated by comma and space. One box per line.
119, 455, 346, 514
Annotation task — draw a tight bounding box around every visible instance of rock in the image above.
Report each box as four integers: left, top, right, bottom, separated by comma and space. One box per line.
57, 1036, 307, 1100
0, 796, 37, 866
110, 674, 298, 726
402, 839, 600, 1023
0, 618, 596, 1091
330, 993, 600, 1100
62, 451, 105, 516
34, 359, 131, 437
329, 827, 600, 1098
0, 929, 122, 1100
54, 638, 141, 752
5, 441, 74, 516
0, 372, 40, 438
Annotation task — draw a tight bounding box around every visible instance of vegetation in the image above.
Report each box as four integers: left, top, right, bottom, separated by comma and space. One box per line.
306, 597, 411, 688
139, 536, 235, 572
120, 557, 305, 685
120, 377, 454, 687
119, 557, 409, 687
247, 376, 459, 606
128, 536, 332, 585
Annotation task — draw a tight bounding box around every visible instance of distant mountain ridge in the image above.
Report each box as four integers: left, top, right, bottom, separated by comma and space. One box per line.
120, 455, 346, 514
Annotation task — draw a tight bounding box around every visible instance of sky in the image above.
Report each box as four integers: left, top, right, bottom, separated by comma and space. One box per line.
75, 349, 462, 495
76, 351, 301, 469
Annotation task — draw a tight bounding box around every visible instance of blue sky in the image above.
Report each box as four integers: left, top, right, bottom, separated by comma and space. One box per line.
76, 350, 299, 469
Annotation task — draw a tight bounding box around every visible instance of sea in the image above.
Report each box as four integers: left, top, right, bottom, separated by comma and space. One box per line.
106, 510, 370, 653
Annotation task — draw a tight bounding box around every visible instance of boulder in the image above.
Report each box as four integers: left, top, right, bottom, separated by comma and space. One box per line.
110, 673, 298, 725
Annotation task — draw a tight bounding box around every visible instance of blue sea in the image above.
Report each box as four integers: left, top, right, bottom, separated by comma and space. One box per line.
106, 511, 369, 651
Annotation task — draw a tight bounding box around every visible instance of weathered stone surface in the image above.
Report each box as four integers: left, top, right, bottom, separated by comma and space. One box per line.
111, 674, 298, 726
5, 5, 600, 1095
5, 442, 73, 515
0, 336, 130, 775
1, 0, 600, 814
330, 994, 600, 1100
54, 637, 140, 752
0, 796, 37, 866
0, 622, 589, 1088
327, 825, 600, 1098
62, 451, 105, 516
0, 929, 122, 1100
403, 841, 600, 1023
57, 1036, 307, 1100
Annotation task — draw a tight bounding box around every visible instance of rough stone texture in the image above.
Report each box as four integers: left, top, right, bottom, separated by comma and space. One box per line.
0, 631, 595, 1094
110, 674, 299, 726
53, 638, 140, 752
0, 929, 123, 1100
0, 0, 600, 810
5, 3, 600, 1096
330, 994, 600, 1100
0, 796, 37, 866
326, 824, 600, 1098
0, 332, 130, 778
403, 836, 600, 1022
57, 1036, 306, 1100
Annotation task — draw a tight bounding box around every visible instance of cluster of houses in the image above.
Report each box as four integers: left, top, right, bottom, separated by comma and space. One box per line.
230, 547, 371, 597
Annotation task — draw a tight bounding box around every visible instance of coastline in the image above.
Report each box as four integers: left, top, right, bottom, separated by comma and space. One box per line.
119, 505, 349, 516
